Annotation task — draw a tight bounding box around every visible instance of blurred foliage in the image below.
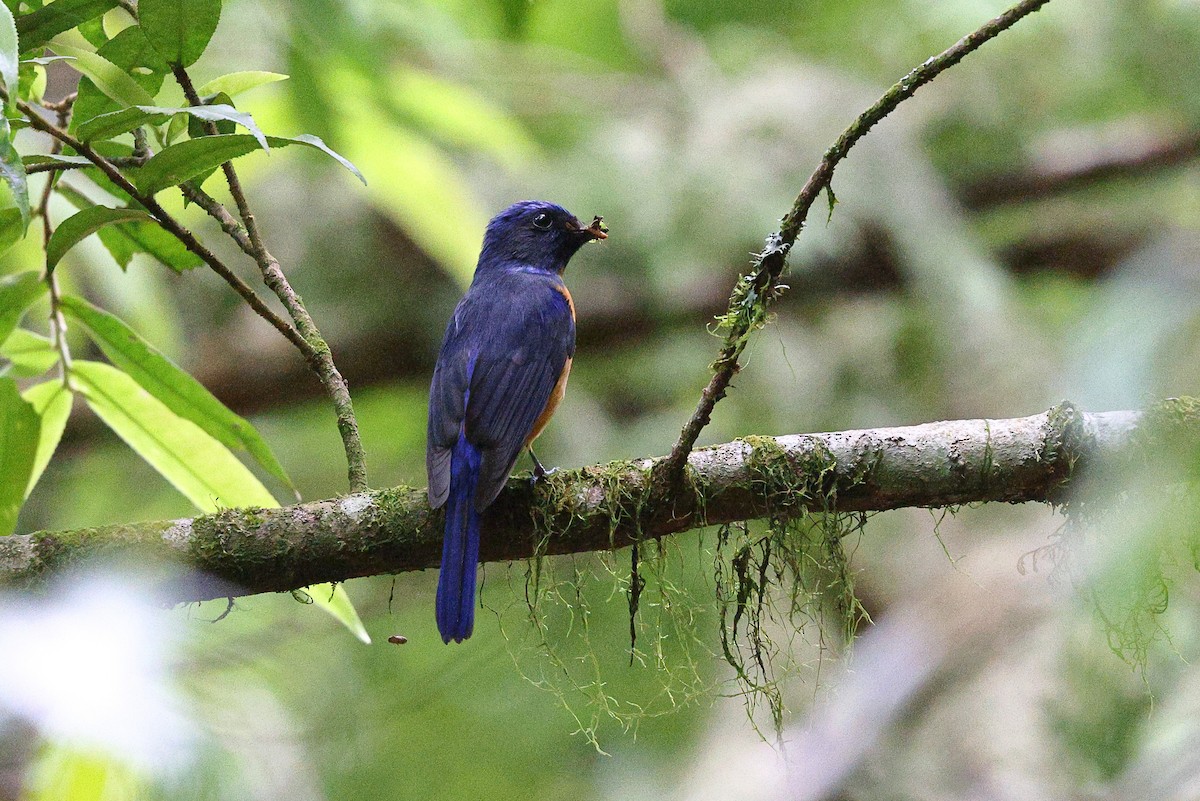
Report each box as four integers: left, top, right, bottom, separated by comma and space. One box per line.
1, 0, 1200, 799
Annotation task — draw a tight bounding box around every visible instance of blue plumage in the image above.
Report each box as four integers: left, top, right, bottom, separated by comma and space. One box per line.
427, 200, 606, 644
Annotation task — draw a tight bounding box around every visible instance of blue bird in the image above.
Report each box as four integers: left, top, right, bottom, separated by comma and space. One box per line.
427, 200, 607, 643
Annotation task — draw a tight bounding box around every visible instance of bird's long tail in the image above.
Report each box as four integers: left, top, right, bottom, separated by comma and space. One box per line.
436, 432, 482, 643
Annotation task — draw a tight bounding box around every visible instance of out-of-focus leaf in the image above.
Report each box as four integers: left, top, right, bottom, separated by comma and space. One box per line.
50, 41, 156, 107
15, 0, 117, 54
391, 70, 536, 170
340, 113, 483, 286
197, 70, 287, 98
133, 133, 364, 195
139, 0, 220, 67
46, 205, 156, 271
20, 379, 70, 497
77, 103, 268, 149
0, 272, 45, 344
71, 360, 278, 512
0, 115, 29, 232
0, 328, 57, 377
0, 376, 38, 534
306, 582, 372, 644
61, 297, 294, 491
0, 2, 19, 110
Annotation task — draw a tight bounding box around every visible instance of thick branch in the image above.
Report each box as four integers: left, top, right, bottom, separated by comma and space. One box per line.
663, 0, 1053, 477
2, 403, 1187, 603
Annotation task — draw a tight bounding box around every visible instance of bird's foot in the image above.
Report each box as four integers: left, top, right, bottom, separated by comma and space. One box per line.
529, 450, 559, 485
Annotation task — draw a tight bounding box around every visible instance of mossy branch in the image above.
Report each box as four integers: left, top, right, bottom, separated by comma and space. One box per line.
662, 0, 1054, 478
3, 402, 1193, 603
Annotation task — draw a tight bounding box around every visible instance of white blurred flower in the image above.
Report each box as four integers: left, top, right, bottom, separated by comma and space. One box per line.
0, 572, 197, 774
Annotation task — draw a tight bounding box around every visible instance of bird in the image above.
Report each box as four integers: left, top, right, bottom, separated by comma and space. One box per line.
427, 200, 607, 643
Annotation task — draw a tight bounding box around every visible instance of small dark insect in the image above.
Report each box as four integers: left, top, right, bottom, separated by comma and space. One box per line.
388, 635, 408, 645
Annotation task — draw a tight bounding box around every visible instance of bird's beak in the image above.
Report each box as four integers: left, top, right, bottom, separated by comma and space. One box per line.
581, 215, 608, 241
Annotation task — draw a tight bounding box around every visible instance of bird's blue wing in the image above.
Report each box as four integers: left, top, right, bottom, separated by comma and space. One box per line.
427, 276, 575, 510
466, 279, 574, 509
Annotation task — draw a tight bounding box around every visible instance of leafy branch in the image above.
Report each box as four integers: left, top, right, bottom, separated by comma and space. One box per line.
0, 0, 375, 538
661, 0, 1054, 479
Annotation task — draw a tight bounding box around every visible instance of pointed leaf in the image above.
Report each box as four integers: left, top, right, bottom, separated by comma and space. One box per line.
0, 3, 18, 110
77, 103, 267, 150
46, 205, 157, 271
133, 133, 365, 195
60, 297, 295, 492
0, 376, 38, 534
0, 328, 58, 377
22, 154, 92, 169
197, 70, 286, 98
0, 272, 46, 343
307, 582, 371, 643
15, 0, 118, 55
97, 220, 201, 272
138, 0, 221, 67
71, 360, 278, 512
51, 41, 157, 108
0, 115, 29, 230
21, 380, 70, 497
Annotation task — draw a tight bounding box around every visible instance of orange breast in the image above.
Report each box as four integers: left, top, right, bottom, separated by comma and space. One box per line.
526, 357, 571, 447
555, 283, 576, 321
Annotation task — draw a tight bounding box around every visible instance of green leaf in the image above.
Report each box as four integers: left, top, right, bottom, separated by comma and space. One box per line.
0, 328, 58, 377
133, 133, 365, 195
21, 379, 70, 497
97, 220, 201, 271
0, 2, 19, 111
46, 205, 157, 271
22, 153, 92, 169
0, 115, 29, 230
77, 103, 268, 150
138, 0, 220, 67
15, 0, 118, 55
307, 582, 372, 644
51, 41, 157, 108
71, 360, 278, 512
197, 70, 286, 98
69, 27, 166, 133
0, 376, 38, 534
0, 271, 46, 344
60, 297, 295, 493
77, 13, 106, 49
21, 55, 76, 66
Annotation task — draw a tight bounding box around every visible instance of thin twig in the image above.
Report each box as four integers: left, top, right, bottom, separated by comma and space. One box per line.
13, 97, 312, 357
660, 0, 1055, 479
171, 64, 368, 492
36, 103, 74, 387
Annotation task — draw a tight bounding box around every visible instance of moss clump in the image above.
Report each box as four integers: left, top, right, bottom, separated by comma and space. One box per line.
715, 435, 870, 737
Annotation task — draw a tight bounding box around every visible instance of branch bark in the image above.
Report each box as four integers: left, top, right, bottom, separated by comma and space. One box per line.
3, 402, 1185, 604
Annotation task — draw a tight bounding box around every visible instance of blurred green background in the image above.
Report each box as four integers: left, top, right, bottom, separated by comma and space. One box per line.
6, 0, 1200, 798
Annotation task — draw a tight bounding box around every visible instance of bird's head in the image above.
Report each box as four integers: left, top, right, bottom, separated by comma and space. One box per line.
478, 200, 607, 275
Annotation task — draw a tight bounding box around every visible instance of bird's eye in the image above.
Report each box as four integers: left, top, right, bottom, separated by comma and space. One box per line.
532, 213, 552, 230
